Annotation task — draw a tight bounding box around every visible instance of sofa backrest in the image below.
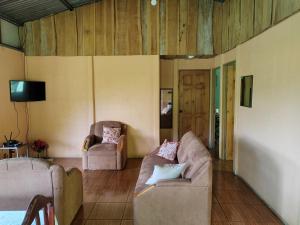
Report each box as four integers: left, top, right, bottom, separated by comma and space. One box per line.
90, 121, 127, 140
177, 131, 212, 184
0, 158, 63, 210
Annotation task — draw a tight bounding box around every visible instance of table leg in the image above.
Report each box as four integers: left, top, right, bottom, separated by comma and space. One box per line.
16, 148, 19, 158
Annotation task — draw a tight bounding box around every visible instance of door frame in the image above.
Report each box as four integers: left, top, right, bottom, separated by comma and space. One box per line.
177, 69, 212, 146
221, 61, 236, 160
211, 67, 221, 151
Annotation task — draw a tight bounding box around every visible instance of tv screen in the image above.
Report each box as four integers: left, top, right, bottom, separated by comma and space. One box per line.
10, 80, 46, 102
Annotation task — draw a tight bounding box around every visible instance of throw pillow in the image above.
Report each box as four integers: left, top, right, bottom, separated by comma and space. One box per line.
157, 139, 179, 161
146, 163, 186, 185
102, 127, 121, 144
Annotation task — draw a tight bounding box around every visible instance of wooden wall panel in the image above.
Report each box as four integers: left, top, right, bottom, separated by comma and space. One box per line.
127, 0, 142, 54
141, 0, 159, 54
272, 0, 300, 24
186, 0, 198, 55
240, 0, 254, 44
115, 0, 129, 55
179, 0, 187, 55
166, 0, 179, 55
254, 0, 272, 35
76, 4, 95, 56
20, 0, 300, 56
55, 11, 77, 55
197, 0, 214, 55
159, 0, 167, 55
95, 0, 114, 55
213, 2, 223, 55
31, 20, 41, 56
228, 0, 240, 50
40, 16, 56, 56
221, 0, 229, 53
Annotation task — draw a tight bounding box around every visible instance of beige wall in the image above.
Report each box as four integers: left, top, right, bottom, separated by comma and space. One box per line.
26, 57, 94, 158
94, 56, 160, 158
233, 12, 300, 225
0, 46, 26, 156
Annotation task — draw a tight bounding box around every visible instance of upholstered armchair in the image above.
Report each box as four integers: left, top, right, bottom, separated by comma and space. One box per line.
82, 121, 127, 170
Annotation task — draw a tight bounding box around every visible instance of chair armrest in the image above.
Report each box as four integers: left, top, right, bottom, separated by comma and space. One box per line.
117, 135, 126, 152
82, 134, 95, 151
156, 178, 191, 187
64, 168, 83, 225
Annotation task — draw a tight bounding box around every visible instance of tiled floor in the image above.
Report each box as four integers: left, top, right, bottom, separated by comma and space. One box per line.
54, 158, 283, 225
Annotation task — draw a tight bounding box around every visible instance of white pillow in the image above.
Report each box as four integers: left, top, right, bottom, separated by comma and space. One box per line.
146, 163, 186, 185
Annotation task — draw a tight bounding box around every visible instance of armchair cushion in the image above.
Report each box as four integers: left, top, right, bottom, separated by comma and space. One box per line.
88, 143, 117, 156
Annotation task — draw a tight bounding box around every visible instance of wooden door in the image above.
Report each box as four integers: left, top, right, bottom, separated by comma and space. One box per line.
179, 70, 210, 146
224, 63, 236, 160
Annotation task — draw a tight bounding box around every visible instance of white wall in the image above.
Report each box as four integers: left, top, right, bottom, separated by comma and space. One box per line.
234, 12, 300, 225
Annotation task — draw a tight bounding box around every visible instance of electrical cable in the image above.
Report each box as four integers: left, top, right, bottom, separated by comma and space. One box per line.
13, 102, 20, 139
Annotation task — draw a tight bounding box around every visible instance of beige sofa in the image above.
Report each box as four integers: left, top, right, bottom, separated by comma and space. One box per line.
0, 158, 83, 225
134, 131, 213, 225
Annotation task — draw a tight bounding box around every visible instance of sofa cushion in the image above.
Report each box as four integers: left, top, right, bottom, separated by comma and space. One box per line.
88, 143, 117, 156
135, 150, 177, 193
177, 131, 211, 179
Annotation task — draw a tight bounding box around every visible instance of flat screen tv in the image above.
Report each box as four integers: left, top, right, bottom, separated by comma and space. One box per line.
10, 80, 46, 102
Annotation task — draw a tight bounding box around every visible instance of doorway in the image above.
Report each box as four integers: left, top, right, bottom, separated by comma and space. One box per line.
212, 67, 221, 156
178, 70, 210, 147
222, 62, 236, 160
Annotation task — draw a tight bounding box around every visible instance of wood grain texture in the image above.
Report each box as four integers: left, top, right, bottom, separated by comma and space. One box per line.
40, 16, 56, 56
197, 0, 214, 55
228, 0, 240, 50
166, 0, 179, 55
127, 0, 142, 55
254, 0, 272, 35
159, 0, 167, 55
272, 0, 300, 24
115, 0, 129, 55
55, 10, 77, 56
76, 4, 95, 56
221, 0, 230, 53
213, 2, 223, 55
239, 0, 254, 44
186, 0, 198, 55
20, 0, 300, 56
95, 0, 115, 55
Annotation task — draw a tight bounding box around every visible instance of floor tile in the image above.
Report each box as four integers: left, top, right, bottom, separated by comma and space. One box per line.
74, 203, 95, 219
123, 203, 133, 220
121, 220, 133, 225
85, 220, 121, 225
89, 203, 126, 220
212, 203, 228, 222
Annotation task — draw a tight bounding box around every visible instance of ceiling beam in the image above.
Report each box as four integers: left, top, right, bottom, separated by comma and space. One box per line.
59, 0, 74, 11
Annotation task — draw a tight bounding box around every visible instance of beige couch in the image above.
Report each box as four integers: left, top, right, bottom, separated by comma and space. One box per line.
82, 121, 127, 170
0, 158, 83, 225
134, 131, 213, 225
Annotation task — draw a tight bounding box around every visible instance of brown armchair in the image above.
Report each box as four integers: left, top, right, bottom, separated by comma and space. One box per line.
82, 121, 127, 170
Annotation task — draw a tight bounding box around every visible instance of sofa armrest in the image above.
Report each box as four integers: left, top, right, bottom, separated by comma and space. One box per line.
82, 134, 95, 151
156, 178, 191, 187
117, 135, 127, 170
64, 168, 83, 225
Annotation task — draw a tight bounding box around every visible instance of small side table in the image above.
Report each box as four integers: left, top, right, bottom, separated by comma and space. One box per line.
0, 144, 29, 158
